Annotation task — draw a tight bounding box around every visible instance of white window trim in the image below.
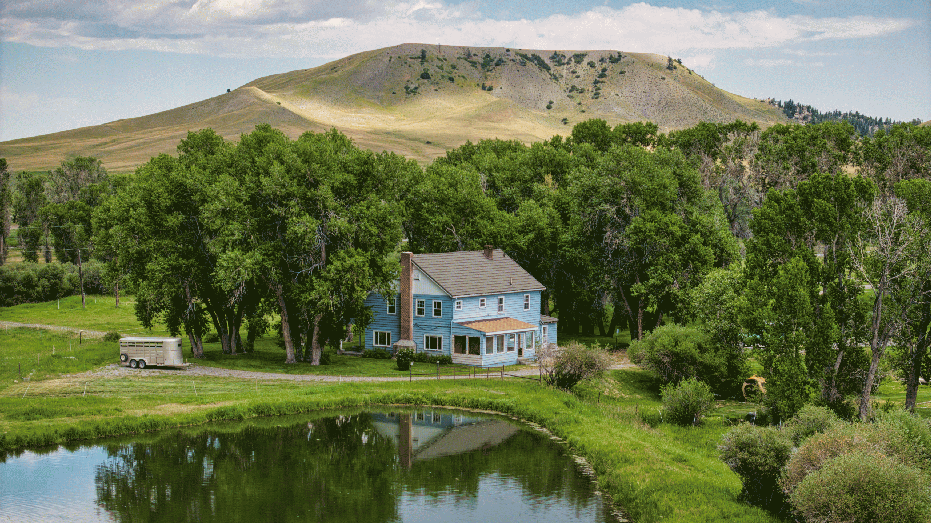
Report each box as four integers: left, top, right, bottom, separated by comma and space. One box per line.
479, 298, 486, 309
432, 300, 442, 318
387, 297, 397, 315
497, 296, 505, 314
424, 334, 443, 352
415, 299, 425, 317
542, 325, 548, 342
455, 300, 462, 311
374, 331, 392, 347
507, 333, 516, 352
524, 294, 530, 311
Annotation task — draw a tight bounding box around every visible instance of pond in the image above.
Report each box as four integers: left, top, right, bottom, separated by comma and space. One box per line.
0, 409, 617, 522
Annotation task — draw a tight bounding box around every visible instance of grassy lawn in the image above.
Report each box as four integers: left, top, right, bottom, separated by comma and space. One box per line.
0, 294, 170, 335
0, 365, 782, 523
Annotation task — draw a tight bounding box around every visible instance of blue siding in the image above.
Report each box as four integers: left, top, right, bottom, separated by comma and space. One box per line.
364, 293, 400, 351
364, 287, 555, 365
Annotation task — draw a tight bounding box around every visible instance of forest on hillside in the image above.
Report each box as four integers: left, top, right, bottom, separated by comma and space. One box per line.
771, 98, 923, 136
0, 118, 929, 421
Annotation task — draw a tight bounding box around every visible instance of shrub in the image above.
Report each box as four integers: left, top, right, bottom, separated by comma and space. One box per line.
661, 378, 715, 426
790, 451, 931, 523
540, 341, 611, 390
319, 348, 336, 366
719, 423, 793, 510
203, 332, 220, 343
396, 347, 414, 371
103, 331, 121, 343
420, 70, 431, 80
362, 348, 392, 359
782, 404, 841, 445
782, 412, 931, 497
412, 352, 452, 365
630, 323, 744, 395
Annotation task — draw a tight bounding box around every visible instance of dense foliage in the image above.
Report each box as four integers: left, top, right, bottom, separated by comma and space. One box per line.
660, 377, 715, 426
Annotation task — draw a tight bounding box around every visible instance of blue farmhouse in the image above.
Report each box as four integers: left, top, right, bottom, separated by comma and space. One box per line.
364, 247, 557, 366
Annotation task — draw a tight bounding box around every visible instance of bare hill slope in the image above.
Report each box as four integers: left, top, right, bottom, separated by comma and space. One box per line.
1, 43, 787, 172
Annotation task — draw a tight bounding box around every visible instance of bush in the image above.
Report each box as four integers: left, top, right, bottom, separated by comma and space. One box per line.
396, 347, 414, 371
661, 378, 715, 426
719, 423, 793, 510
782, 404, 841, 445
782, 412, 931, 497
362, 348, 392, 359
790, 451, 931, 523
630, 323, 744, 396
539, 341, 611, 390
318, 348, 336, 366
203, 332, 220, 343
412, 352, 453, 365
103, 331, 121, 343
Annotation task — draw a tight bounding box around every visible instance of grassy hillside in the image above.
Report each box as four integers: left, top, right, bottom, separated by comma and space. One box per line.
0, 43, 787, 172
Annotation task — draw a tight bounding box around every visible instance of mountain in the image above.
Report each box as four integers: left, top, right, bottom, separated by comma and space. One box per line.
0, 43, 788, 172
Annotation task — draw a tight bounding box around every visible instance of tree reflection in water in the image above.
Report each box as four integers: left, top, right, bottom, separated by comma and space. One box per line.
94, 410, 608, 522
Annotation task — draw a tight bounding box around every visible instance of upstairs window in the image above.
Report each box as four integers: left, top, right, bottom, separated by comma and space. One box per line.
524, 294, 530, 310
433, 300, 442, 317
416, 299, 425, 316
387, 297, 397, 315
455, 300, 462, 311
479, 298, 486, 309
497, 296, 505, 313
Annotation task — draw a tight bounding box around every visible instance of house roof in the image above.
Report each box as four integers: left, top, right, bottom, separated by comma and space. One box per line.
540, 315, 559, 324
412, 249, 544, 298
456, 317, 537, 333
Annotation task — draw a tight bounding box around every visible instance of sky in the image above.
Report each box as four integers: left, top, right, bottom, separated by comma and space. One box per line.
1, 0, 928, 141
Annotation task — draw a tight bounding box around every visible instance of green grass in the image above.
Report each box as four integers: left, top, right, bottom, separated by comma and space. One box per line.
195, 335, 527, 377
0, 328, 116, 385
0, 367, 783, 523
0, 294, 169, 335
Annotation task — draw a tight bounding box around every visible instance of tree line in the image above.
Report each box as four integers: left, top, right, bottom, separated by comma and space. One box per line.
0, 119, 929, 418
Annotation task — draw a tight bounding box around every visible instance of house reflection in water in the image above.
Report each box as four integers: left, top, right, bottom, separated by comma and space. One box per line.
371, 411, 520, 468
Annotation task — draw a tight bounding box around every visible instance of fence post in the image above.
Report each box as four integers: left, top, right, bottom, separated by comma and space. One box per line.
437, 362, 440, 380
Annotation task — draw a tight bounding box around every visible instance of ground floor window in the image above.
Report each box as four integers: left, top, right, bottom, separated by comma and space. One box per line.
468, 336, 481, 355
425, 335, 443, 352
485, 336, 494, 355
507, 333, 516, 352
496, 334, 505, 353
454, 336, 481, 355
374, 331, 392, 347
542, 325, 548, 343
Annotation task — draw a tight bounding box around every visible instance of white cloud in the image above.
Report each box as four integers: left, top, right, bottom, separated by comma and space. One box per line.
745, 58, 825, 67
0, 1, 918, 59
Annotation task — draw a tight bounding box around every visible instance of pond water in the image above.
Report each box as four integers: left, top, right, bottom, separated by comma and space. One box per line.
0, 409, 616, 522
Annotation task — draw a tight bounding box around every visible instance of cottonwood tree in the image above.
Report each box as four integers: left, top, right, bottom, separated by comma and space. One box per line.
858, 123, 931, 196
11, 171, 48, 263
211, 125, 411, 364
889, 179, 931, 412
850, 195, 931, 420
0, 159, 10, 264
43, 157, 110, 308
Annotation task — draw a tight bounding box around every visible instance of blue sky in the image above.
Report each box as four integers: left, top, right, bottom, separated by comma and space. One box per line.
1, 0, 928, 141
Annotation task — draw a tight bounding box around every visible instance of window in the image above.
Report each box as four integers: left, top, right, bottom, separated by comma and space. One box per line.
507, 334, 516, 352
374, 331, 392, 347
454, 335, 467, 354
497, 335, 505, 353
468, 337, 481, 355
433, 300, 442, 317
416, 299, 425, 316
432, 412, 441, 423
455, 300, 462, 311
497, 296, 505, 313
479, 298, 486, 309
542, 325, 548, 342
387, 297, 397, 315
524, 294, 530, 310
425, 335, 443, 352
485, 336, 494, 354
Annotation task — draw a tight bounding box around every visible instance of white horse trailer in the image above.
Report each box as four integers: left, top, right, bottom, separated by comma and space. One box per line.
119, 337, 184, 369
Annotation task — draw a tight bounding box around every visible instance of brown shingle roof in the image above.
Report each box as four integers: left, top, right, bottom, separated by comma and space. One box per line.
412, 249, 544, 298
456, 317, 537, 333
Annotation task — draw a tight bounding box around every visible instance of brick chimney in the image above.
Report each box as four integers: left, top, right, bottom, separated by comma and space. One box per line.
394, 252, 416, 352
484, 245, 494, 260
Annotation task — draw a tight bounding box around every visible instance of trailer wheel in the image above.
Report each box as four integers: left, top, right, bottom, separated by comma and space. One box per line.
120, 353, 128, 362
138, 360, 146, 369
129, 359, 138, 369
